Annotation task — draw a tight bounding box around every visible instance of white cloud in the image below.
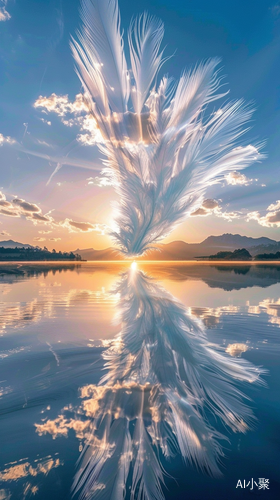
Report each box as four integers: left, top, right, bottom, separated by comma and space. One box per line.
247, 199, 280, 227
225, 343, 249, 357
225, 171, 254, 186
33, 237, 46, 242
87, 175, 114, 187
34, 93, 88, 116
0, 1, 10, 22
0, 133, 15, 146
34, 93, 104, 145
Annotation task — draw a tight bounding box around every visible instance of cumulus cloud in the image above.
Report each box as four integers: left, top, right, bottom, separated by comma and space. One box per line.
0, 191, 54, 224
225, 343, 249, 357
34, 93, 104, 145
225, 171, 255, 186
87, 175, 114, 187
247, 199, 280, 227
0, 190, 106, 237
12, 198, 41, 213
0, 1, 10, 21
61, 218, 107, 234
0, 133, 15, 145
191, 198, 241, 221
34, 93, 88, 116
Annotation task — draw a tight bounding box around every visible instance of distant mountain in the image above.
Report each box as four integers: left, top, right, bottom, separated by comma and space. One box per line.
2, 234, 279, 261
74, 247, 122, 261
0, 239, 35, 249
201, 234, 277, 248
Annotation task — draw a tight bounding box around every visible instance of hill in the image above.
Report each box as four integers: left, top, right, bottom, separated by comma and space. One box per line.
0, 239, 35, 249
73, 234, 280, 260
201, 234, 276, 248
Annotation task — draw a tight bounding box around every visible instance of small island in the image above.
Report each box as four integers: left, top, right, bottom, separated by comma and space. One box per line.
197, 248, 280, 261
197, 248, 252, 261
0, 246, 82, 261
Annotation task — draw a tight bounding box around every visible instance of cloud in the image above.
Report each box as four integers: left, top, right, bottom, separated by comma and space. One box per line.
0, 230, 10, 237
0, 457, 61, 482
0, 1, 10, 22
87, 175, 114, 187
38, 230, 52, 234
225, 171, 254, 186
33, 237, 46, 242
35, 415, 90, 440
225, 343, 249, 357
49, 237, 61, 241
0, 191, 53, 224
34, 93, 104, 145
12, 198, 41, 213
247, 199, 280, 227
190, 207, 208, 216
34, 93, 88, 116
191, 199, 219, 217
0, 133, 15, 145
191, 198, 241, 222
201, 199, 220, 210
39, 118, 52, 126
61, 218, 106, 233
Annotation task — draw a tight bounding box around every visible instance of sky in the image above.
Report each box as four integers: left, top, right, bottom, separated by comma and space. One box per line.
0, 0, 280, 251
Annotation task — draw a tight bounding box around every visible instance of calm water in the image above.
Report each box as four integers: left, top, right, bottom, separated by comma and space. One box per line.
0, 262, 279, 500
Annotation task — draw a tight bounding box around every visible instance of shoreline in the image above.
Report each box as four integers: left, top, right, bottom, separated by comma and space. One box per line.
0, 260, 280, 265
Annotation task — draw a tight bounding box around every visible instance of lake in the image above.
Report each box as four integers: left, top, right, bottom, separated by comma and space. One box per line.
0, 262, 279, 500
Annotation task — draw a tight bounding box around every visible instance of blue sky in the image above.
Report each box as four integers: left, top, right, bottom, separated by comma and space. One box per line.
0, 0, 279, 250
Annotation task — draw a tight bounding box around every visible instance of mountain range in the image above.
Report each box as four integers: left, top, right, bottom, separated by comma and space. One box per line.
73, 233, 280, 260
1, 234, 279, 260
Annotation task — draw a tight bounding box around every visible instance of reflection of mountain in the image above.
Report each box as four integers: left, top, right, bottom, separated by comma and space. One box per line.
142, 263, 280, 290
34, 269, 264, 500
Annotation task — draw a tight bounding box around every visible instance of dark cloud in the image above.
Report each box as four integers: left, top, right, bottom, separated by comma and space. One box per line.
267, 211, 280, 223
0, 208, 20, 217
67, 220, 95, 231
31, 213, 51, 222
13, 198, 40, 213
202, 199, 219, 210
191, 207, 208, 216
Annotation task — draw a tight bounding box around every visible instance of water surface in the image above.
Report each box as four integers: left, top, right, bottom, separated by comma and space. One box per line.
0, 263, 279, 499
